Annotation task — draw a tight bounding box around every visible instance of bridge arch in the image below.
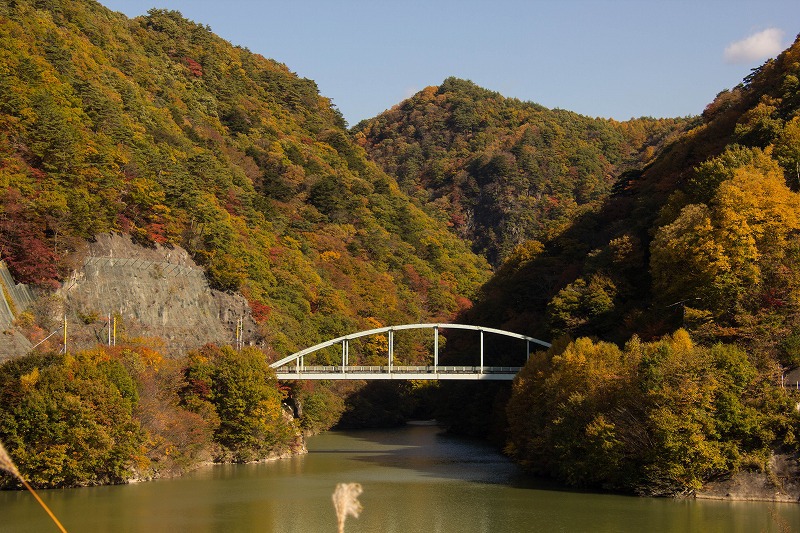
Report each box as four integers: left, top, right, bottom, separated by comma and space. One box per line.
270, 323, 551, 380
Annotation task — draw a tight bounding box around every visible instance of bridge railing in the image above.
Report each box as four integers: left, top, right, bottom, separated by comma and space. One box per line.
276, 365, 523, 374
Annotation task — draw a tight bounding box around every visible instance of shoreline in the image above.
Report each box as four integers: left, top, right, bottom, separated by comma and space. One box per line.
696, 475, 800, 504
127, 439, 309, 485
696, 452, 800, 504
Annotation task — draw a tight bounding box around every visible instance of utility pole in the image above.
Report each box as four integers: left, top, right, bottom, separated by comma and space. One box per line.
62, 314, 67, 354
235, 317, 243, 350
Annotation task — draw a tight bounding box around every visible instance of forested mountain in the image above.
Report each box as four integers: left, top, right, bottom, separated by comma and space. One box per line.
2, 0, 800, 499
355, 78, 688, 265
0, 0, 490, 356
0, 0, 494, 487
461, 34, 800, 356
440, 35, 800, 497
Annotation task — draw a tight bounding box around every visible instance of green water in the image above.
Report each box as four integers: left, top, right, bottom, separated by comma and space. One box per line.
1, 422, 798, 532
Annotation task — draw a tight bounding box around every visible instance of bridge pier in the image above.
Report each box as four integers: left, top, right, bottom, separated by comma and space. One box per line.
388, 329, 394, 373
434, 325, 439, 373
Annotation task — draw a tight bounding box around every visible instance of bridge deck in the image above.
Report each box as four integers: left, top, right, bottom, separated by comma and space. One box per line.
274, 365, 522, 381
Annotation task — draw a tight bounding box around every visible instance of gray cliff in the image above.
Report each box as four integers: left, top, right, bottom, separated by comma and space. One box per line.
1, 234, 260, 359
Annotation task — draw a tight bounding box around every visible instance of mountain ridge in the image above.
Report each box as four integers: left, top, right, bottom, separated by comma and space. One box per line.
355, 76, 690, 265
0, 0, 490, 358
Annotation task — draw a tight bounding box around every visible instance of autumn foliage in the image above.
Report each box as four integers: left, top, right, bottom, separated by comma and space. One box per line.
0, 1, 489, 354
0, 343, 303, 487
3, 0, 800, 497
356, 77, 688, 265
506, 332, 796, 496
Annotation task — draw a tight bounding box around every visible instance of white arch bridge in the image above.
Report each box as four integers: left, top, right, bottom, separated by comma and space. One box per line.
269, 323, 551, 381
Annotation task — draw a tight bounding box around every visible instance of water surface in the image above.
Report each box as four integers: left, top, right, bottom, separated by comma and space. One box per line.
1, 423, 798, 532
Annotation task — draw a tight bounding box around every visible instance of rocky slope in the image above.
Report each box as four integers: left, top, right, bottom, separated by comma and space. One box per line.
0, 261, 34, 360
2, 233, 258, 358
63, 233, 259, 354
697, 452, 800, 503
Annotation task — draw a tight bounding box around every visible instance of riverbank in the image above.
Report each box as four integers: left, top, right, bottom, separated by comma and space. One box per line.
696, 452, 800, 503
128, 438, 308, 484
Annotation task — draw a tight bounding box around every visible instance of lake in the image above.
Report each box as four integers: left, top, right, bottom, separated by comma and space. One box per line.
1, 422, 798, 532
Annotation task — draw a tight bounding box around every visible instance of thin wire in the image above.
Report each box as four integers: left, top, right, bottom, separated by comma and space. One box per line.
29, 327, 62, 351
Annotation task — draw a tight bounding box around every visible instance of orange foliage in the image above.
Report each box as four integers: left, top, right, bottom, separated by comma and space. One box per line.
249, 300, 271, 323
183, 57, 203, 77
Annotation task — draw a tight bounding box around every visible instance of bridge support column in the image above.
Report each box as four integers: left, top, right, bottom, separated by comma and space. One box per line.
388, 329, 394, 372
434, 325, 439, 373
480, 329, 484, 374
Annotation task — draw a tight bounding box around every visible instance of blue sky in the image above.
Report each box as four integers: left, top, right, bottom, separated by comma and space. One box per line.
99, 0, 800, 126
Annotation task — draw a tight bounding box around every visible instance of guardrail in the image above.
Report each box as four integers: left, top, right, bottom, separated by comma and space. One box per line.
278, 365, 522, 373
273, 365, 524, 380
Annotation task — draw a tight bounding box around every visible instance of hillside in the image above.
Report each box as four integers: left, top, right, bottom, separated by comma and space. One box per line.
435, 35, 800, 498
0, 0, 490, 357
0, 0, 491, 488
1, 0, 799, 498
355, 78, 688, 265
461, 34, 800, 355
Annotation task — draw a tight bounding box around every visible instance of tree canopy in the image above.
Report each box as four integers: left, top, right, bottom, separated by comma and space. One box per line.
0, 0, 490, 357
355, 77, 688, 265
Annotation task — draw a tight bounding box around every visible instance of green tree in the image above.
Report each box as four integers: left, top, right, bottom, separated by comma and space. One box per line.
547, 274, 617, 336
185, 345, 297, 462
774, 115, 800, 189
0, 351, 145, 488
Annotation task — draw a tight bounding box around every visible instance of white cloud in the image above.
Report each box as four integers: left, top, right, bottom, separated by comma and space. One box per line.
724, 28, 786, 64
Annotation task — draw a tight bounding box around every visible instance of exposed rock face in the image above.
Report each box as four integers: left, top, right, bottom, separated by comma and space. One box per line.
0, 329, 33, 363
59, 234, 260, 355
0, 234, 260, 359
0, 261, 35, 329
697, 452, 800, 503
0, 261, 34, 361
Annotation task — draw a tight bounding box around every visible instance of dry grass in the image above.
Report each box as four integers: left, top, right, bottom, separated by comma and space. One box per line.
332, 482, 363, 533
0, 440, 69, 533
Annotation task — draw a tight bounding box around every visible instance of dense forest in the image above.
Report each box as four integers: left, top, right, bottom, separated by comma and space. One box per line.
355, 79, 688, 265
1, 0, 800, 497
0, 0, 485, 486
439, 34, 800, 495
0, 0, 489, 353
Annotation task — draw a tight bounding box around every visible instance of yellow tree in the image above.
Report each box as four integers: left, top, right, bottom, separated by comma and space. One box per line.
651, 154, 800, 317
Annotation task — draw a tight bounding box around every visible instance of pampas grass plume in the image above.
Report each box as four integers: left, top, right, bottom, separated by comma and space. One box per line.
0, 440, 21, 478
332, 482, 363, 533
